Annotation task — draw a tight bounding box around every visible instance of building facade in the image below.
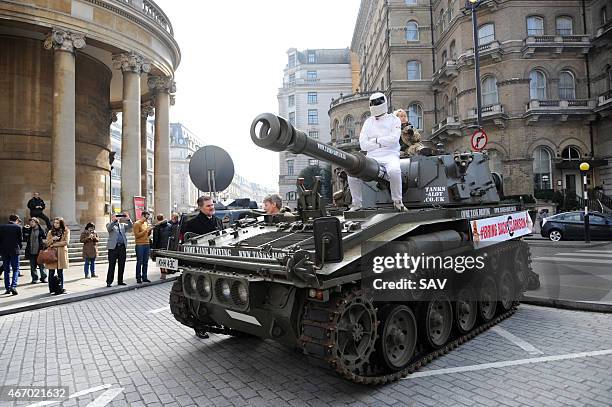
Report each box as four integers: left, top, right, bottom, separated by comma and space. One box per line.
277, 48, 353, 208
219, 174, 277, 206
331, 0, 612, 203
0, 0, 179, 226
170, 123, 204, 214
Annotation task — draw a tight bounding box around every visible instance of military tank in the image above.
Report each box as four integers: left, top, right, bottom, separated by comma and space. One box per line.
155, 113, 538, 384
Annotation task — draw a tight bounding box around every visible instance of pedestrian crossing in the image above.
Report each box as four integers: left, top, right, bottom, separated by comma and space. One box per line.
533, 249, 612, 265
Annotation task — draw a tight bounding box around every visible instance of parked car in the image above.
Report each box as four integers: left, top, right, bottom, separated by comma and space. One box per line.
540, 211, 612, 241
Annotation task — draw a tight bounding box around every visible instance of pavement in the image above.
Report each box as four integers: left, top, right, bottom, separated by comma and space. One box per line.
0, 260, 177, 316
523, 239, 612, 312
1, 285, 611, 406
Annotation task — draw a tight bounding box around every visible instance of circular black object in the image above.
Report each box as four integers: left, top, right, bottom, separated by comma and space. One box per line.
421, 295, 452, 348
455, 288, 477, 334
378, 305, 417, 371
478, 276, 497, 322
189, 146, 234, 192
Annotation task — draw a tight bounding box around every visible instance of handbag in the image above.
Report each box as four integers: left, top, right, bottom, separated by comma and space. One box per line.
37, 247, 58, 264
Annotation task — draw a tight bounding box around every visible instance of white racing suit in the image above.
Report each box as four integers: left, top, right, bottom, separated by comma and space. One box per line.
347, 113, 403, 208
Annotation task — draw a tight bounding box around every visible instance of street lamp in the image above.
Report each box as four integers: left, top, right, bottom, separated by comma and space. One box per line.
466, 0, 483, 129
580, 162, 590, 243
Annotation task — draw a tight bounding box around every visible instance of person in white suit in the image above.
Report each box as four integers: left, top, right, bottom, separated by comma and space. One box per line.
347, 92, 407, 212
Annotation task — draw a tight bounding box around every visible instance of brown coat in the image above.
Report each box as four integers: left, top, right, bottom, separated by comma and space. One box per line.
80, 230, 99, 259
45, 229, 70, 270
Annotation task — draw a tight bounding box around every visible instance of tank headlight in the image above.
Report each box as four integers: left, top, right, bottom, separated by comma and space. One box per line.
221, 279, 231, 300
197, 275, 212, 299
184, 274, 196, 295
232, 281, 248, 305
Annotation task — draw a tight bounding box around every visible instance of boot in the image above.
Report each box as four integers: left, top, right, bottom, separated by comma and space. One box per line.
393, 201, 408, 212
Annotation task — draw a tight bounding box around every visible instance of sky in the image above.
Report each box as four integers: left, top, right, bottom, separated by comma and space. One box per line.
154, 0, 361, 191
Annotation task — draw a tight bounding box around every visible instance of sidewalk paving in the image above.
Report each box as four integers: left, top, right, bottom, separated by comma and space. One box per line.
0, 259, 177, 316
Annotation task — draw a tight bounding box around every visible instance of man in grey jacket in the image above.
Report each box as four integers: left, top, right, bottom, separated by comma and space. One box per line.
105, 212, 133, 287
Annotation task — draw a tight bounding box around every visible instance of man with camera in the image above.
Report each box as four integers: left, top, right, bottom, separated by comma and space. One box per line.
105, 212, 132, 287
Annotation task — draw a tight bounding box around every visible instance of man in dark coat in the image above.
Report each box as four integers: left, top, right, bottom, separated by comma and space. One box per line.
0, 214, 23, 295
183, 196, 223, 238
27, 192, 52, 231
22, 217, 47, 284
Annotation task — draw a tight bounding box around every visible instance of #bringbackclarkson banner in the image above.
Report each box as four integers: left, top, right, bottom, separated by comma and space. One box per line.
471, 211, 533, 247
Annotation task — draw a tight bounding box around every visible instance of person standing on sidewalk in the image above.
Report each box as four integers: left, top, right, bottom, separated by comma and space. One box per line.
152, 214, 172, 274
22, 217, 47, 284
26, 192, 52, 231
133, 211, 153, 284
45, 217, 69, 295
106, 212, 132, 287
80, 222, 99, 278
0, 214, 23, 295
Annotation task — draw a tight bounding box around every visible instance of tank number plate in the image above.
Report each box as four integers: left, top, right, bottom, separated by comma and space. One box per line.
156, 257, 178, 270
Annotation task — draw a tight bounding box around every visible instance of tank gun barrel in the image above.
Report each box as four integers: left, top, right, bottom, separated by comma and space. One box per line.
250, 113, 382, 182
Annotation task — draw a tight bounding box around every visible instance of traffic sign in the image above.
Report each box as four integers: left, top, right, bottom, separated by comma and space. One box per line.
471, 129, 488, 151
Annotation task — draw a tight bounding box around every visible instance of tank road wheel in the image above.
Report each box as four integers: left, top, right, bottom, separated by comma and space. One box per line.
420, 295, 453, 349
333, 290, 378, 375
454, 288, 477, 334
169, 278, 196, 328
497, 270, 516, 312
478, 276, 497, 322
377, 305, 417, 371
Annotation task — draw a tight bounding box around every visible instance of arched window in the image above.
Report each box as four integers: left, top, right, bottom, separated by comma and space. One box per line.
442, 95, 449, 118
556, 16, 573, 35
440, 9, 445, 32
407, 61, 421, 80
529, 70, 547, 100
562, 146, 581, 160
406, 21, 419, 41
533, 147, 552, 190
344, 115, 355, 138
482, 76, 499, 106
447, 0, 453, 22
332, 119, 339, 141
441, 50, 447, 63
526, 16, 544, 36
451, 87, 458, 117
488, 149, 504, 174
602, 7, 608, 25
478, 23, 495, 45
558, 71, 576, 100
449, 40, 457, 60
408, 103, 423, 130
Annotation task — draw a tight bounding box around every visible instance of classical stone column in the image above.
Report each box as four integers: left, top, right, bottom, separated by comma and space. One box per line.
44, 29, 86, 225
112, 52, 150, 217
141, 104, 155, 209
148, 76, 175, 217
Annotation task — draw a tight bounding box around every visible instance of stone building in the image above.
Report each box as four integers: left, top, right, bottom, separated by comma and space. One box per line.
277, 48, 353, 208
169, 123, 204, 214
330, 0, 612, 203
0, 0, 179, 226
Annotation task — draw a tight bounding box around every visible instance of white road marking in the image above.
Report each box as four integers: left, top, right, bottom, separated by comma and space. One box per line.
26, 385, 115, 407
532, 257, 612, 264
226, 310, 261, 326
490, 326, 543, 355
403, 349, 612, 379
148, 306, 170, 314
554, 252, 612, 258
85, 387, 124, 407
578, 249, 612, 253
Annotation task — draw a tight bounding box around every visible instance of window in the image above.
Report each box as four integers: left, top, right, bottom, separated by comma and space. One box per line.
308, 109, 318, 125
405, 0, 417, 4
308, 130, 319, 139
308, 92, 317, 104
288, 94, 295, 107
332, 119, 339, 139
288, 112, 295, 125
288, 53, 296, 68
442, 51, 447, 63
478, 23, 495, 45
608, 66, 612, 90
451, 87, 458, 117
447, 0, 452, 22
450, 41, 457, 59
308, 50, 316, 63
309, 159, 319, 166
558, 71, 575, 100
564, 213, 581, 222
442, 95, 449, 118
307, 71, 317, 81
408, 103, 423, 130
147, 157, 153, 170
526, 16, 544, 36
533, 147, 552, 190
147, 137, 154, 150
344, 115, 355, 138
286, 160, 294, 176
529, 70, 547, 100
440, 9, 445, 32
562, 146, 581, 160
147, 174, 153, 186
601, 7, 607, 26
407, 61, 421, 80
590, 215, 607, 225
288, 73, 295, 85
406, 21, 419, 41
111, 167, 121, 180
482, 76, 498, 106
556, 16, 573, 35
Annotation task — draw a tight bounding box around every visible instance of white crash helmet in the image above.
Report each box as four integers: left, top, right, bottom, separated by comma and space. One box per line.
369, 92, 388, 117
